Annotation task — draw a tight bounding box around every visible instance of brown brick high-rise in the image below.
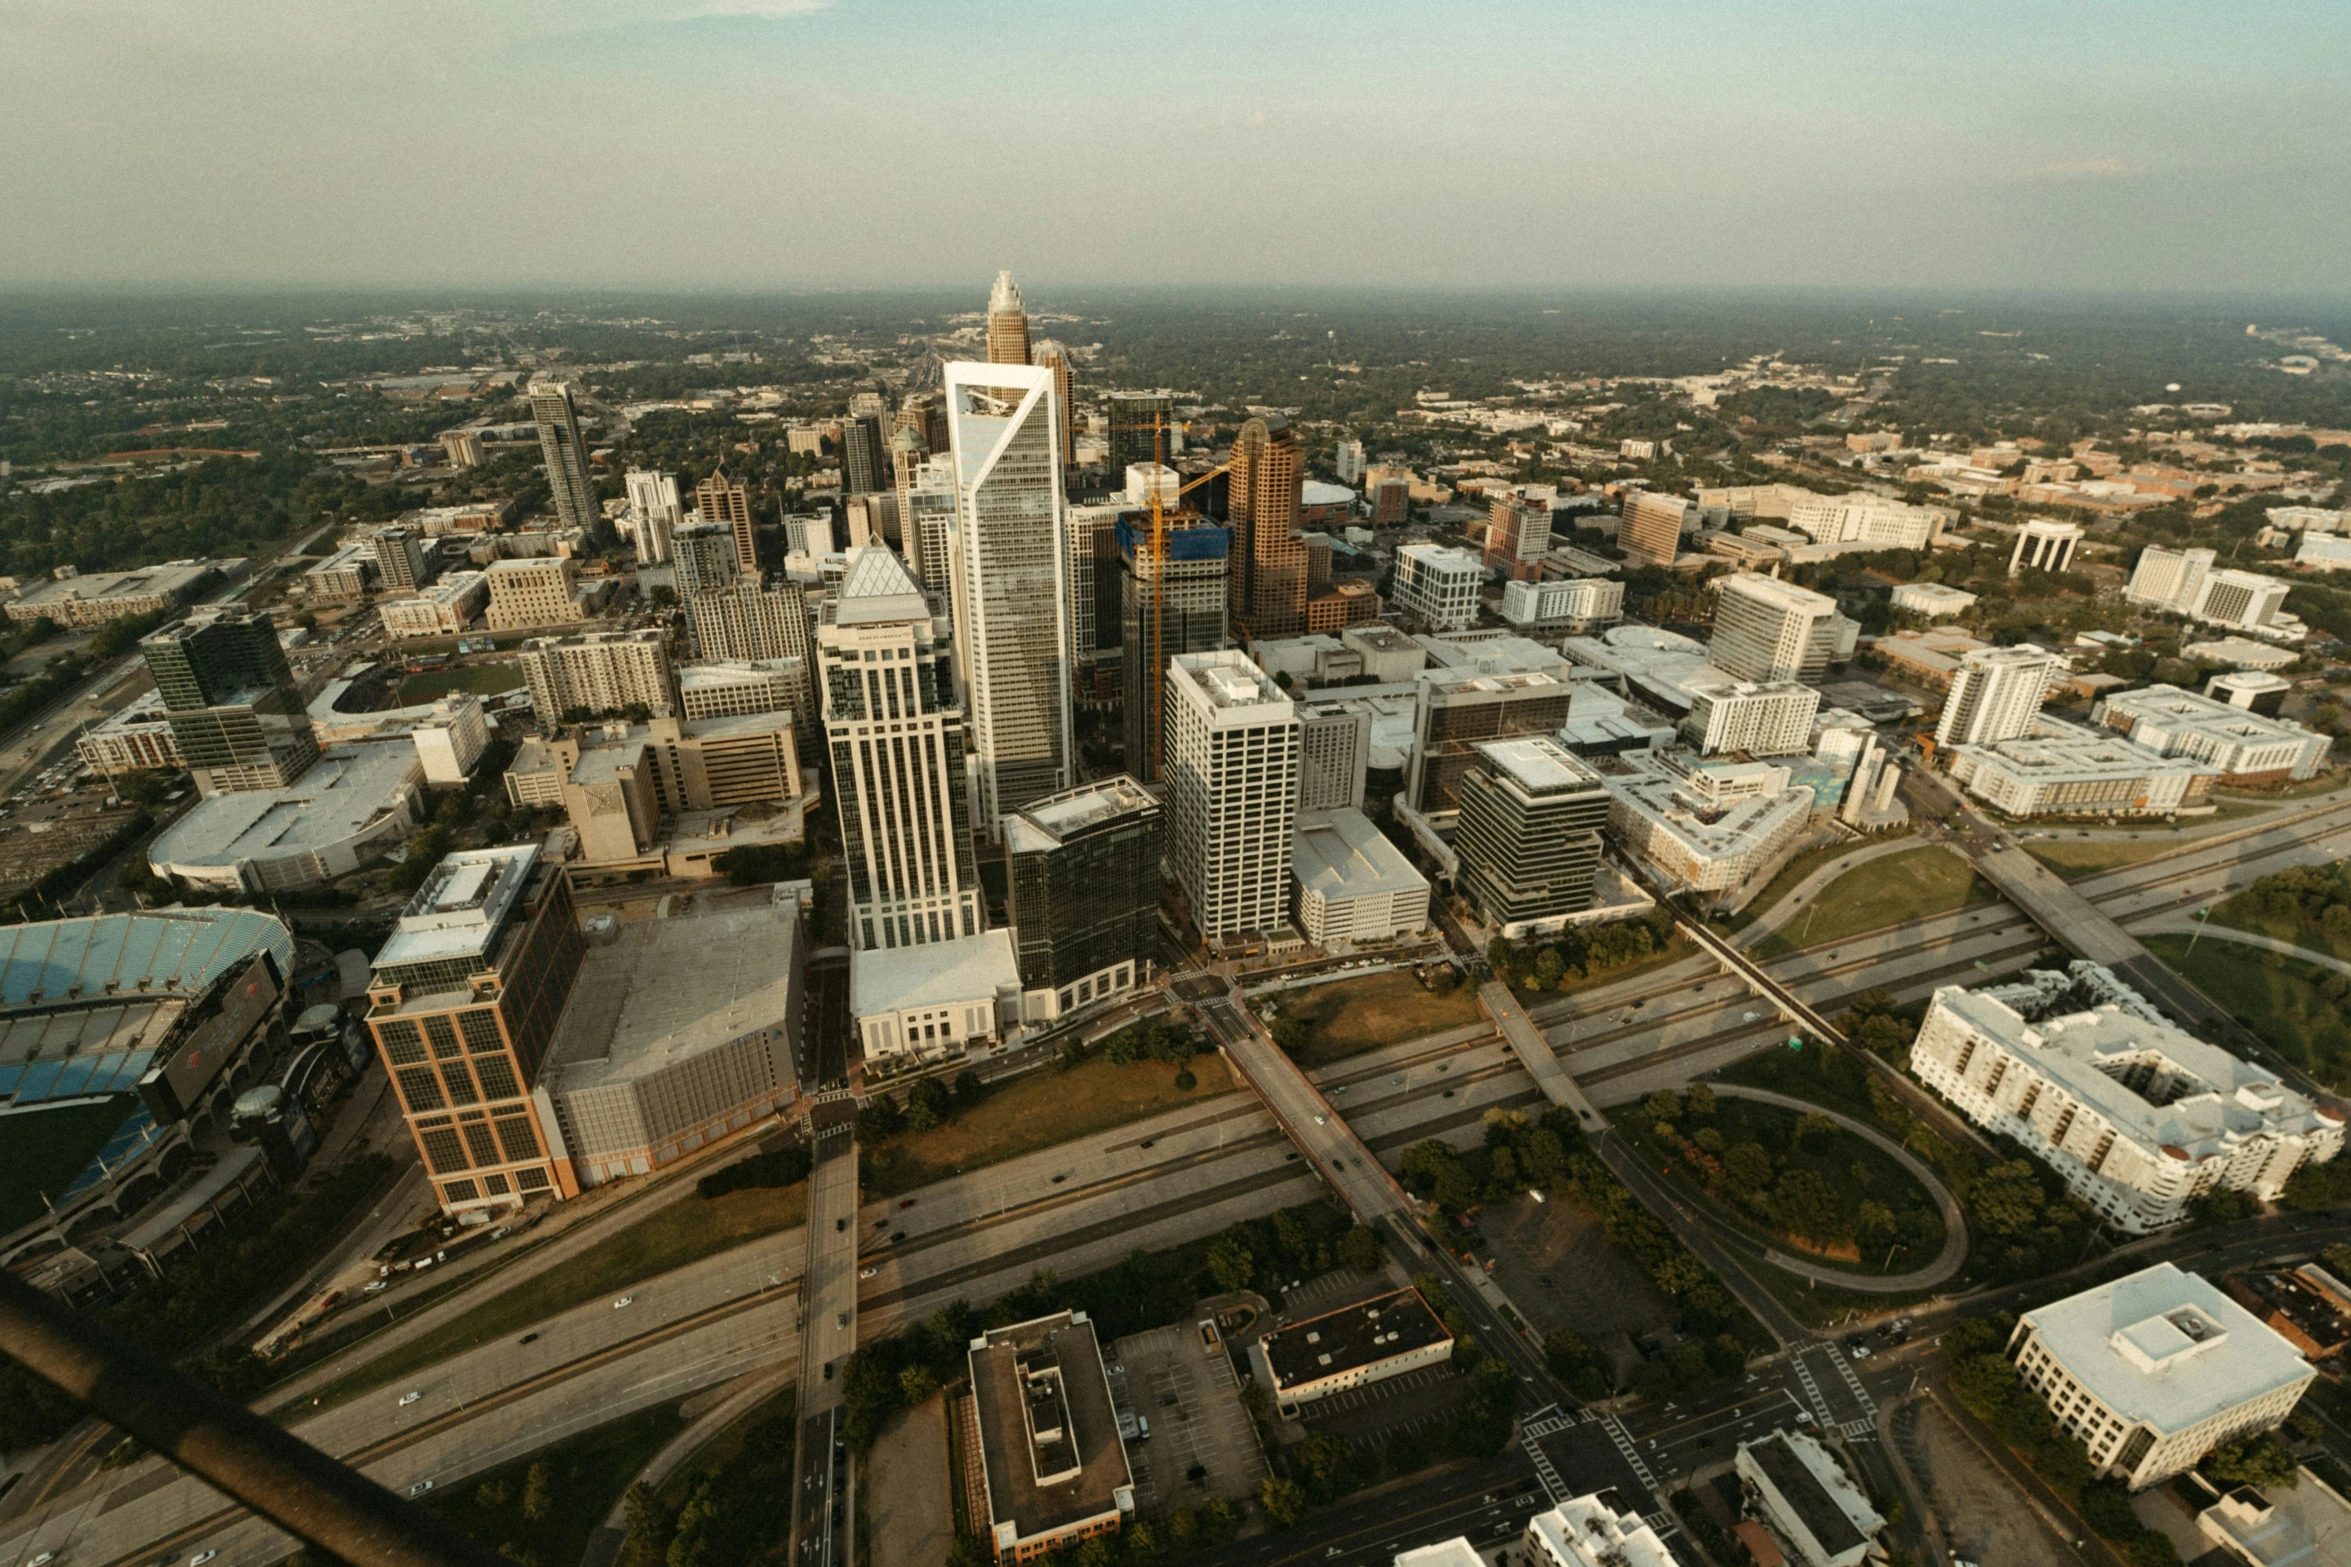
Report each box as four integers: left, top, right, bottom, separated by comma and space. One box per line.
696, 471, 756, 573
1229, 416, 1307, 639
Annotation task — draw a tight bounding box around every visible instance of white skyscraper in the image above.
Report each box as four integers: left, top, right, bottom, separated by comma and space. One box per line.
1164, 651, 1300, 945
1335, 437, 1365, 485
1937, 644, 2060, 747
820, 547, 982, 952
622, 470, 682, 564
2126, 546, 2216, 612
1709, 573, 1858, 683
943, 360, 1074, 829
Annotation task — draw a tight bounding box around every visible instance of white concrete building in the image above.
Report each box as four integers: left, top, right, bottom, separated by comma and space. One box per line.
412, 694, 490, 784
2008, 1262, 2317, 1489
379, 571, 489, 639
1945, 717, 2219, 817
1520, 1495, 1675, 1567
1736, 1429, 1885, 1567
76, 705, 182, 776
1500, 576, 1623, 633
851, 928, 1023, 1071
1936, 644, 2060, 747
1890, 582, 1978, 618
2009, 517, 2085, 576
149, 740, 425, 892
1123, 463, 1180, 509
481, 556, 579, 630
621, 470, 682, 564
2294, 532, 2351, 572
1679, 676, 1820, 757
2183, 636, 2301, 672
1290, 808, 1429, 946
1257, 1289, 1452, 1406
1600, 752, 1814, 894
1786, 496, 1944, 551
1709, 574, 1858, 683
1164, 651, 1300, 945
2093, 684, 2329, 785
1912, 963, 2344, 1232
677, 659, 802, 722
1392, 544, 1484, 631
943, 360, 1074, 824
518, 630, 677, 732
2193, 568, 2296, 635
2128, 545, 2216, 612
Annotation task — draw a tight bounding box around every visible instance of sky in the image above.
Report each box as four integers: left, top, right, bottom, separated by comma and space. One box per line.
2, 0, 2345, 296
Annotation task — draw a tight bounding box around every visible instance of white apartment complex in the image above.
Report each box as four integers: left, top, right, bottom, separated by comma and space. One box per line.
2007, 1262, 2316, 1489
1709, 573, 1857, 682
1392, 544, 1483, 631
1520, 1495, 1674, 1567
518, 630, 677, 732
412, 695, 490, 784
1944, 718, 2219, 817
943, 361, 1074, 825
1601, 753, 1814, 893
1911, 963, 2343, 1232
380, 571, 489, 639
2093, 683, 2329, 784
1679, 676, 1820, 757
1499, 576, 1622, 632
482, 556, 580, 630
1164, 651, 1300, 944
1935, 644, 2059, 747
621, 469, 682, 564
2129, 547, 2297, 636
1785, 496, 1943, 551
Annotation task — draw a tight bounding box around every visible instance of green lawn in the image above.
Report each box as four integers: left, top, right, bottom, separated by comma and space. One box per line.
1751, 846, 1995, 958
1259, 970, 1485, 1066
2144, 933, 2351, 1091
307, 1180, 808, 1407
424, 1400, 688, 1567
2207, 899, 2351, 967
1739, 830, 1915, 926
0, 1095, 137, 1234
863, 1053, 1238, 1197
398, 663, 526, 703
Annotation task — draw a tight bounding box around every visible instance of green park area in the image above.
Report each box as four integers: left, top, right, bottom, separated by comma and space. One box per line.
1751, 845, 1995, 958
2203, 863, 2351, 966
1615, 1086, 1945, 1278
2145, 934, 2351, 1092
307, 1175, 809, 1407
0, 1095, 134, 1233
617, 1391, 797, 1567
860, 1047, 1236, 1197
398, 662, 526, 704
1739, 831, 1912, 926
1257, 969, 1483, 1066
420, 1401, 689, 1567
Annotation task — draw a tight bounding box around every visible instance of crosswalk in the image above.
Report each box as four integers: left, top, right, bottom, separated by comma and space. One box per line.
1793, 1345, 1879, 1440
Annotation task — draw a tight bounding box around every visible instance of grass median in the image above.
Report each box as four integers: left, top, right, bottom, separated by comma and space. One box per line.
303, 1180, 808, 1408
1752, 845, 1995, 958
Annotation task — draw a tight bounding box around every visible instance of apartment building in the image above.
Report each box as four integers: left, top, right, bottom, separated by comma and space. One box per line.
1709, 573, 1857, 683
482, 556, 580, 631
517, 629, 677, 732
1679, 676, 1820, 757
2092, 684, 2329, 784
1936, 645, 2061, 747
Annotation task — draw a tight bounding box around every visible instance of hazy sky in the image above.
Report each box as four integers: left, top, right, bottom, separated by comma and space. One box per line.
3, 0, 2345, 295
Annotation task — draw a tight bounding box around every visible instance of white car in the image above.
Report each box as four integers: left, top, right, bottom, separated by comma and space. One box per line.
613, 1295, 635, 1309
408, 1479, 435, 1496
29, 1554, 54, 1566
192, 1553, 220, 1565
397, 1390, 421, 1407
859, 1266, 878, 1279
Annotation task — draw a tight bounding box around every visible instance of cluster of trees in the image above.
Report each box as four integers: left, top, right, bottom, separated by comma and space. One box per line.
1205, 1206, 1378, 1295
1642, 1085, 1939, 1264
1255, 1356, 1520, 1529
621, 1412, 796, 1567
0, 1152, 394, 1448
709, 841, 810, 887
695, 1143, 812, 1200
1098, 1017, 1204, 1071
1486, 908, 1678, 995
2237, 864, 2351, 935
1398, 1107, 1579, 1216
853, 1069, 983, 1143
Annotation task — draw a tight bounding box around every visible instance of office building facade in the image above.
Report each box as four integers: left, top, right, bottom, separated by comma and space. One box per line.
1229, 416, 1309, 638
1937, 645, 2059, 747
694, 472, 757, 574
140, 610, 321, 795
1118, 514, 1230, 783
1164, 652, 1300, 945
622, 470, 682, 564
1005, 776, 1163, 1016
1484, 491, 1553, 580
1619, 491, 1691, 567
1392, 544, 1483, 632
372, 527, 433, 594
1709, 573, 1856, 682
986, 269, 1031, 367
1106, 391, 1174, 477
482, 556, 579, 631
1453, 738, 1610, 931
529, 380, 598, 533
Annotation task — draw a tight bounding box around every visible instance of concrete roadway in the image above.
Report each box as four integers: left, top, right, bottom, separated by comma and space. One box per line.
792, 1139, 860, 1567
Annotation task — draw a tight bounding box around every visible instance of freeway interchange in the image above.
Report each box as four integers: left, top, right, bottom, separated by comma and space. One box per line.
8, 787, 2351, 1567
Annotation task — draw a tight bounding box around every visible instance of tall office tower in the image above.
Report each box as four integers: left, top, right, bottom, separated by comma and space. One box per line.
897, 452, 959, 592
140, 609, 320, 795
890, 423, 927, 543
1453, 737, 1611, 930
819, 547, 982, 952
695, 471, 757, 573
2126, 546, 2216, 611
1005, 776, 1163, 1016
2192, 569, 2292, 632
1105, 391, 1175, 476
849, 389, 890, 426
373, 526, 433, 593
1229, 415, 1308, 638
1938, 644, 2061, 747
1030, 339, 1075, 469
1484, 491, 1552, 581
901, 389, 949, 458
672, 519, 741, 597
1334, 437, 1365, 485
943, 360, 1074, 826
986, 270, 1030, 366
622, 470, 682, 564
1709, 573, 1858, 683
1165, 652, 1300, 945
517, 629, 678, 733
841, 412, 888, 496
1619, 490, 1692, 568
1120, 515, 1230, 783
365, 844, 586, 1213
1064, 500, 1126, 702
529, 380, 598, 533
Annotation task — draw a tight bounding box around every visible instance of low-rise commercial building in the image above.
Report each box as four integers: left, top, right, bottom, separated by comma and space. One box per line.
502, 713, 806, 872
852, 928, 1024, 1072
1500, 576, 1623, 633
1735, 1430, 1885, 1567
300, 544, 376, 604
76, 705, 183, 776
6, 560, 226, 627
1945, 718, 2219, 817
2207, 672, 2293, 715
1599, 752, 1814, 895
2183, 636, 2301, 672
148, 740, 425, 892
379, 572, 488, 638
1257, 1288, 1452, 1407
1912, 963, 2344, 1231
2008, 1262, 2316, 1489
2196, 1473, 2351, 1567
2093, 684, 2329, 785
1519, 1495, 1674, 1567
1291, 807, 1429, 946
1391, 544, 1484, 631
1890, 582, 1978, 618
1873, 628, 1991, 690
967, 1311, 1134, 1563
536, 893, 802, 1190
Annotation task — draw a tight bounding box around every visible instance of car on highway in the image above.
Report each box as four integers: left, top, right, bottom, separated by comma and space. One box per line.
613, 1295, 635, 1309
364, 1280, 388, 1293
1313, 1114, 1327, 1124
28, 1553, 53, 1566
408, 1480, 435, 1496
859, 1266, 878, 1278
898, 1198, 915, 1209
519, 1332, 539, 1345
397, 1390, 421, 1406
191, 1554, 218, 1565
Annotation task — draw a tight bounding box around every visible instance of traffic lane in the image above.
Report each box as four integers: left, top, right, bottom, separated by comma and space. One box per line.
801, 1145, 861, 1415
1632, 1375, 1811, 1479
1188, 1452, 1542, 1567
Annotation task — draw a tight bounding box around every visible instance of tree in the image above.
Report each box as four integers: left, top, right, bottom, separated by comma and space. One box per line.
1257, 1476, 1307, 1528
521, 1461, 554, 1522
1269, 1018, 1311, 1057
1724, 1142, 1774, 1190
1642, 1090, 1684, 1126
1207, 1230, 1255, 1292
2205, 1433, 2300, 1490
1340, 1224, 1382, 1272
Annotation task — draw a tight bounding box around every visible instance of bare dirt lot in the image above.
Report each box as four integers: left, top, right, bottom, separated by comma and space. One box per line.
1479, 1194, 1672, 1377
863, 1396, 952, 1567
1899, 1398, 2078, 1567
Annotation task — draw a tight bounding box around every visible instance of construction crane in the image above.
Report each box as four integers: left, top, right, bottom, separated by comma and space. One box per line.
1142, 417, 1230, 779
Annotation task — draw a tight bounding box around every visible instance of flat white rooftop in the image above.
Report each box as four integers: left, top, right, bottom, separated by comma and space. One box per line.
850, 928, 1020, 1018
2021, 1262, 2312, 1434
149, 742, 423, 874
545, 899, 799, 1089
1293, 807, 1429, 903
369, 843, 541, 972
1479, 736, 1605, 795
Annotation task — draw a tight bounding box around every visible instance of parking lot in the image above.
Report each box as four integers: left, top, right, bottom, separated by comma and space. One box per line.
1108, 1322, 1266, 1510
